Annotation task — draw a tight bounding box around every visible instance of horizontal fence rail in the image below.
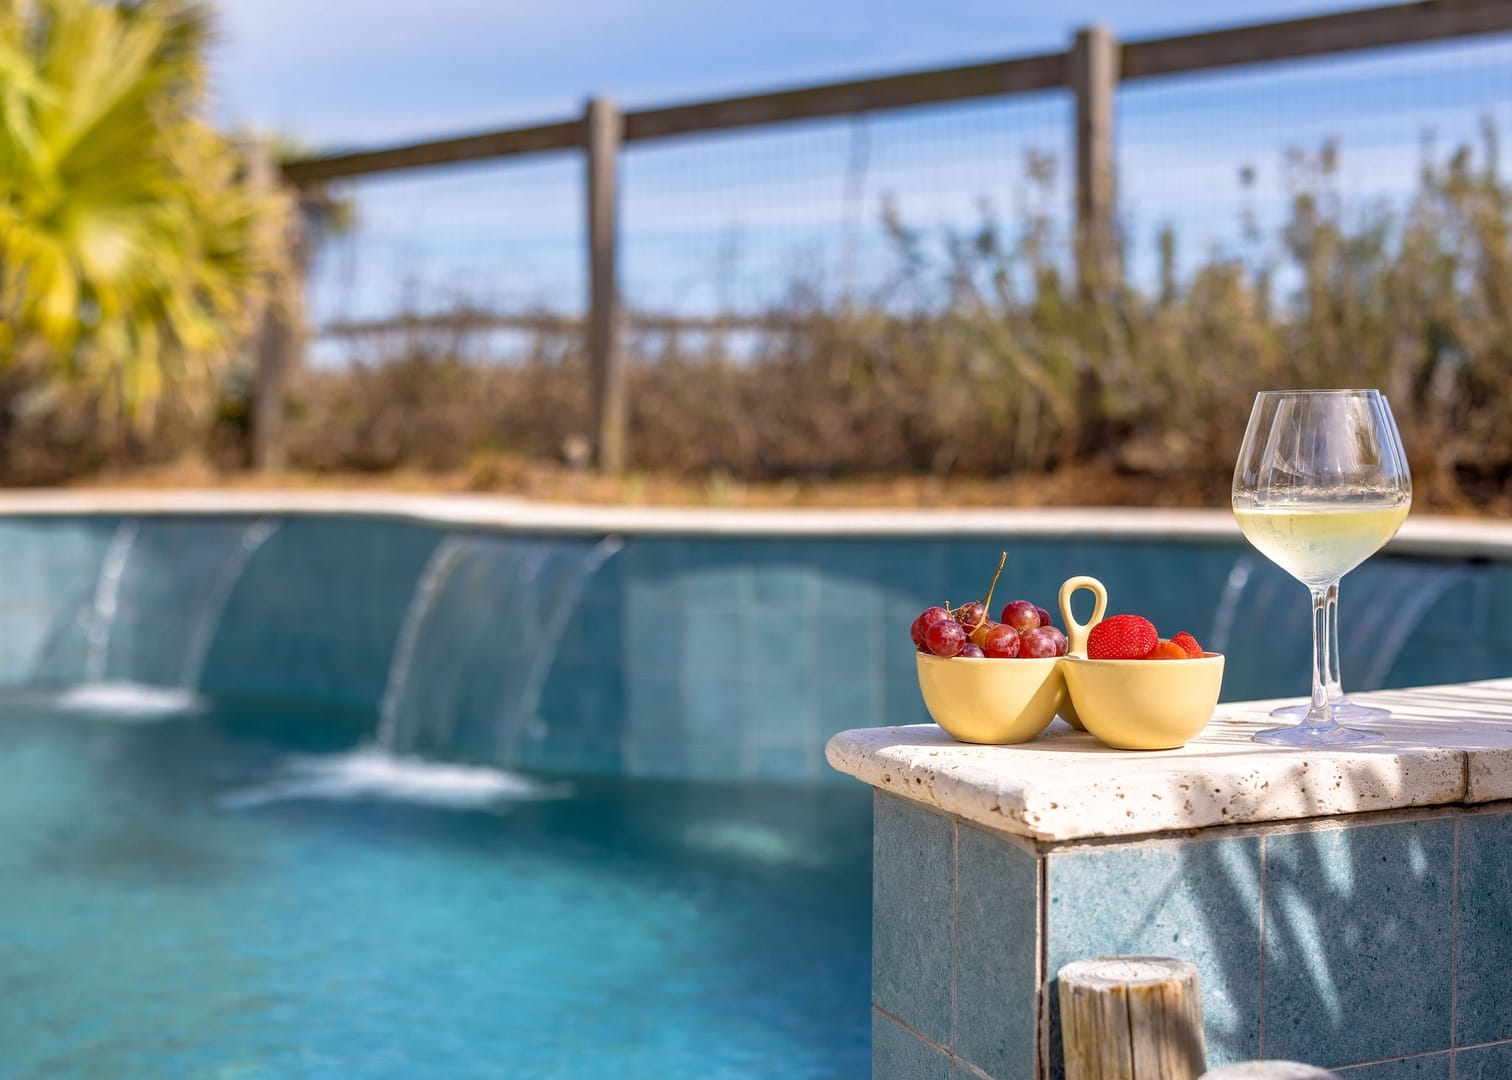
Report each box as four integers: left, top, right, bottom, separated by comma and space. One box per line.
280, 0, 1512, 184
271, 0, 1512, 475
323, 311, 802, 338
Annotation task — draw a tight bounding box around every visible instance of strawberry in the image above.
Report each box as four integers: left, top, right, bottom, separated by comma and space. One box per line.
1171, 631, 1204, 658
1147, 639, 1190, 660
1086, 614, 1159, 660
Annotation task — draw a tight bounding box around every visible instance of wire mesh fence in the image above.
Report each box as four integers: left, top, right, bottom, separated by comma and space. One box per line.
618, 91, 1071, 319
284, 9, 1512, 508
1117, 34, 1512, 289
311, 29, 1512, 368
307, 154, 583, 367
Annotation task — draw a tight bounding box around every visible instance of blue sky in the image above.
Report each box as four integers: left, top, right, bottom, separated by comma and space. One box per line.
209, 2, 1512, 353
212, 1, 1333, 147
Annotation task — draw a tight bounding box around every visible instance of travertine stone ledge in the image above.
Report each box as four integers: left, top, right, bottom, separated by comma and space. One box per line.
0, 489, 1506, 556
826, 679, 1512, 842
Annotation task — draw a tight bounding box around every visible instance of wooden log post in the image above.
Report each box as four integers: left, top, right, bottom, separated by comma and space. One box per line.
584, 96, 627, 474
246, 144, 307, 472
1059, 956, 1207, 1080
1070, 24, 1120, 294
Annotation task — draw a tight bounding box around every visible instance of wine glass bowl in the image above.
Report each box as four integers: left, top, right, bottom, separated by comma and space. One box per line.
1232, 390, 1411, 746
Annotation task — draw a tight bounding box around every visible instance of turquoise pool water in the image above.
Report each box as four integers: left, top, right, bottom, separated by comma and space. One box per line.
0, 701, 872, 1078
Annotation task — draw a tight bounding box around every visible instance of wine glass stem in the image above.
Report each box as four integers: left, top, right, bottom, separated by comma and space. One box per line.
1304, 584, 1335, 729
1325, 582, 1343, 701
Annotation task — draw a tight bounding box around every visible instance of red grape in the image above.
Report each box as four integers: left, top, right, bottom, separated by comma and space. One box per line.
1020, 626, 1065, 658
952, 601, 987, 631
969, 620, 1000, 647
1035, 606, 1054, 629
925, 619, 968, 657
1000, 599, 1041, 632
957, 642, 986, 658
982, 623, 1022, 658
911, 606, 950, 649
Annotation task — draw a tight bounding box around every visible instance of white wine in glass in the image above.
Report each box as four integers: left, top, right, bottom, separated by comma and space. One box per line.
1232, 389, 1411, 745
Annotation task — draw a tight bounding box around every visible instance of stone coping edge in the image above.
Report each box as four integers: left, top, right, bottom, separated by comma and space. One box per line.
825, 680, 1512, 843
0, 490, 1504, 557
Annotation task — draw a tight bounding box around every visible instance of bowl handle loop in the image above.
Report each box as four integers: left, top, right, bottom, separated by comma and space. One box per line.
1058, 576, 1107, 657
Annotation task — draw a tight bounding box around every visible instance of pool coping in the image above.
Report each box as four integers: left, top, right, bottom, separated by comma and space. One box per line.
826, 679, 1512, 843
0, 490, 1506, 558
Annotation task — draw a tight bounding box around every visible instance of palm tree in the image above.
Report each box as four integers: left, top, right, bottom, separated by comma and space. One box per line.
0, 0, 288, 425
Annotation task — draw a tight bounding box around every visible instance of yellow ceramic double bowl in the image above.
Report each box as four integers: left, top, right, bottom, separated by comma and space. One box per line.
915, 575, 1224, 750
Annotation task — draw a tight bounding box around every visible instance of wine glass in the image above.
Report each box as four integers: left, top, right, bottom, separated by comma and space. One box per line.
1232, 389, 1411, 745
1270, 397, 1405, 725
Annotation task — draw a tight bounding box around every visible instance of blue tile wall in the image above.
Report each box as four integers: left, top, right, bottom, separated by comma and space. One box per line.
1264, 820, 1454, 1068
869, 802, 1511, 1080
1046, 832, 1263, 1072
197, 517, 441, 712
1455, 1042, 1512, 1079
1456, 808, 1512, 1047
953, 824, 1038, 1080
1335, 1054, 1452, 1079
872, 1009, 951, 1080
873, 792, 954, 1048
0, 518, 118, 685
0, 514, 1508, 785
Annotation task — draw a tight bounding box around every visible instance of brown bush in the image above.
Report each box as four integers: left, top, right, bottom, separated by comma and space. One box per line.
5, 136, 1510, 512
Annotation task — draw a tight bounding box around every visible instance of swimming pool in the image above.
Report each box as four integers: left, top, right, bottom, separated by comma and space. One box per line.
0, 700, 871, 1078
0, 497, 1507, 1077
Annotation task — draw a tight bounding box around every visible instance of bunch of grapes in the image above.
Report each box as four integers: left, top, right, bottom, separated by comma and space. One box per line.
910, 553, 1068, 660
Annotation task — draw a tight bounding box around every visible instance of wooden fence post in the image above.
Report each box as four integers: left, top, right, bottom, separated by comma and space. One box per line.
246, 145, 305, 468
585, 96, 626, 474
1070, 24, 1120, 291
246, 145, 306, 472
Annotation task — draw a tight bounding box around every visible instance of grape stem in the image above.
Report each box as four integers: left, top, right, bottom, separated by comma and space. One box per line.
978, 552, 1008, 626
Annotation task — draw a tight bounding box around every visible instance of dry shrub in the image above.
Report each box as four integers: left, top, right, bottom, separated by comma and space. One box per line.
5, 135, 1511, 512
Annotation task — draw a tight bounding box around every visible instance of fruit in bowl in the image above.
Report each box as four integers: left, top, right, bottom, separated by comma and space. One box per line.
1086, 615, 1206, 662
912, 555, 1069, 662
911, 553, 1072, 744
1065, 613, 1225, 750
916, 649, 1066, 744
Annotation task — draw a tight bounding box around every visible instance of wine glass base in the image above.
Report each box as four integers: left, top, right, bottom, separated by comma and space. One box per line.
1253, 723, 1382, 747
1270, 699, 1390, 723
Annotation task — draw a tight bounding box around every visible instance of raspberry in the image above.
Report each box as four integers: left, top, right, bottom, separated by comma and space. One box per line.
1086, 614, 1159, 660
1171, 631, 1204, 658
1147, 639, 1190, 660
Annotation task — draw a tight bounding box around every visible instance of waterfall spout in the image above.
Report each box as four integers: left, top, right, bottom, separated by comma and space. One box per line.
84, 522, 140, 683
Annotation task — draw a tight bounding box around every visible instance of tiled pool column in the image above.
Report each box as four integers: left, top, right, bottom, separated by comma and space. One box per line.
832, 687, 1512, 1080
871, 791, 1512, 1080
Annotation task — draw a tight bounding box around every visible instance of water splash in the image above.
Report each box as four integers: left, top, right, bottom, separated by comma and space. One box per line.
54, 682, 203, 719
217, 748, 572, 811
84, 521, 139, 683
